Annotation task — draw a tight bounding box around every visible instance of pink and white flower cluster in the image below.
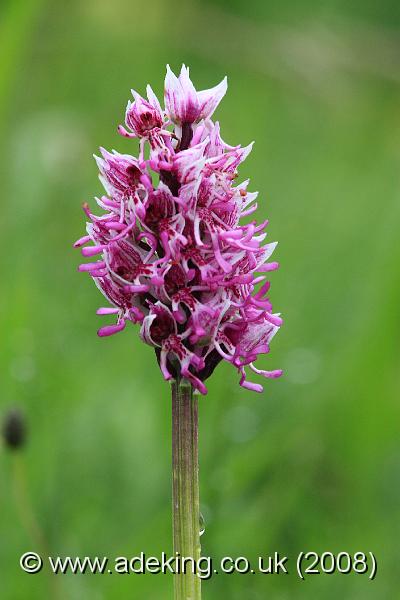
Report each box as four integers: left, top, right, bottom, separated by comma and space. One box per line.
76, 65, 282, 394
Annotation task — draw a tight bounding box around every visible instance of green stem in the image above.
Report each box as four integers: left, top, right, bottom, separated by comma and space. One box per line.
171, 379, 201, 600
12, 453, 61, 599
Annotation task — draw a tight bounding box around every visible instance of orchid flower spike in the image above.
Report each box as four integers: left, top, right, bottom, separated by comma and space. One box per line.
76, 66, 282, 395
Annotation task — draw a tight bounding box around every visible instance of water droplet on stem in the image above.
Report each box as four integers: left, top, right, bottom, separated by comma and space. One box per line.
199, 512, 205, 537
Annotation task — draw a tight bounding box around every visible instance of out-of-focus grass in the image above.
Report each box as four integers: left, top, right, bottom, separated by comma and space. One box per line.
1, 0, 399, 598
0, 0, 47, 122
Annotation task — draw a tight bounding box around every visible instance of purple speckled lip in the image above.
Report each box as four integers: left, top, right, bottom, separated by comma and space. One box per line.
75, 65, 282, 394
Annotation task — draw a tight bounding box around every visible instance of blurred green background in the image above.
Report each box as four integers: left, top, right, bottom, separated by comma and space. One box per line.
1, 0, 399, 598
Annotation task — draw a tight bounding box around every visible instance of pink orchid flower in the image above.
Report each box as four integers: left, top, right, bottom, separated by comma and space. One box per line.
76, 66, 282, 394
